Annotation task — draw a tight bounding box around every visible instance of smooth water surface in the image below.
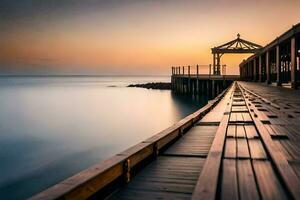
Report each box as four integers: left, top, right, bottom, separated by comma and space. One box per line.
0, 76, 208, 199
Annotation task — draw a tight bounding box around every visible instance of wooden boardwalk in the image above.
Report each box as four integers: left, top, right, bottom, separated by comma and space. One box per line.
30, 81, 300, 200
110, 90, 231, 200
110, 82, 300, 200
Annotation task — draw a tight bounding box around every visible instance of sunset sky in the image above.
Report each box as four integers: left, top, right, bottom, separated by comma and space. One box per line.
1, 0, 300, 75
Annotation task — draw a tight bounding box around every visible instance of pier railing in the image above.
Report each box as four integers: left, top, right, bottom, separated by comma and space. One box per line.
30, 84, 231, 200
171, 64, 228, 76
170, 65, 238, 97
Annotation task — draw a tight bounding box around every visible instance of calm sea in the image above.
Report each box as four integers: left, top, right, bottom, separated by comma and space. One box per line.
0, 76, 208, 199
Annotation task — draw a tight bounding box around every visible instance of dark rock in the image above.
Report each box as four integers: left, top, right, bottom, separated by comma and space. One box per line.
127, 82, 171, 90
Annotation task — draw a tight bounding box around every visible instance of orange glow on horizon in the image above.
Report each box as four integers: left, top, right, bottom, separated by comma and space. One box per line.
1, 0, 300, 75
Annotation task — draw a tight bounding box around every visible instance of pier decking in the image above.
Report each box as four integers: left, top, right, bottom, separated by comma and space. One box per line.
112, 82, 300, 200
30, 81, 300, 200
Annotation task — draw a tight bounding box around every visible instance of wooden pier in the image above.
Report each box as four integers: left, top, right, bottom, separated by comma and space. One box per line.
30, 24, 300, 200
171, 70, 239, 98
30, 81, 300, 200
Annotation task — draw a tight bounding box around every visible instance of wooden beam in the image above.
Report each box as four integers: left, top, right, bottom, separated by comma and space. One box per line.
259, 55, 262, 82
276, 45, 281, 85
266, 51, 270, 84
212, 49, 261, 54
192, 85, 234, 200
291, 37, 297, 88
253, 59, 257, 81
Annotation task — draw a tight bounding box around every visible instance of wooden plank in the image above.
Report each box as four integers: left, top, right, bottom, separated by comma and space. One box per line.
220, 159, 238, 200
112, 189, 191, 200
236, 125, 246, 138
280, 140, 300, 161
112, 156, 205, 200
227, 125, 236, 137
224, 138, 236, 158
242, 113, 252, 122
192, 114, 230, 200
230, 113, 237, 122
232, 106, 248, 112
237, 138, 250, 159
30, 155, 125, 200
237, 160, 260, 200
126, 180, 195, 194
289, 161, 300, 180
232, 101, 246, 106
264, 124, 277, 137
123, 144, 154, 167
270, 124, 288, 137
254, 110, 270, 122
236, 113, 244, 122
164, 126, 217, 157
238, 82, 300, 199
253, 160, 288, 200
244, 125, 259, 138
192, 85, 234, 200
233, 97, 244, 101
248, 139, 267, 159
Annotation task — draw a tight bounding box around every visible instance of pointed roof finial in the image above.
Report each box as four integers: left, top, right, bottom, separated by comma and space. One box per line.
237, 33, 240, 38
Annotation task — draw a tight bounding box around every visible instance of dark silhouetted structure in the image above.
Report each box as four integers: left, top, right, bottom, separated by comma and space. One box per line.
240, 23, 300, 89
212, 34, 262, 75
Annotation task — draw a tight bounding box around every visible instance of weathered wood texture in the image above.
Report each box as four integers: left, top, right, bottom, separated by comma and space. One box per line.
111, 156, 205, 200
192, 82, 299, 200
238, 81, 300, 199
111, 85, 236, 200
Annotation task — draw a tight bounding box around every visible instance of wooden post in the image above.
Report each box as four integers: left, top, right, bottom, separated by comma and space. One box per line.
252, 60, 254, 80
208, 81, 210, 97
266, 51, 270, 84
276, 45, 281, 86
213, 54, 216, 75
248, 63, 250, 80
212, 80, 215, 98
179, 66, 181, 75
188, 65, 191, 93
171, 67, 174, 90
259, 55, 262, 82
291, 37, 297, 89
196, 64, 199, 94
246, 63, 249, 80
217, 54, 220, 75
240, 66, 242, 80
253, 59, 257, 81
241, 65, 243, 80
209, 64, 211, 78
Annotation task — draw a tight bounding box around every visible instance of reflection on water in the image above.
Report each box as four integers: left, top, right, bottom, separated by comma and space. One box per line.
0, 76, 207, 199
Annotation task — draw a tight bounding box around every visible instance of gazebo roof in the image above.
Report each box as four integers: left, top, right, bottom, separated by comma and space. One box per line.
212, 34, 262, 54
